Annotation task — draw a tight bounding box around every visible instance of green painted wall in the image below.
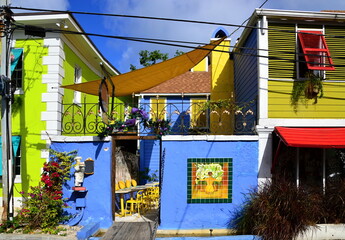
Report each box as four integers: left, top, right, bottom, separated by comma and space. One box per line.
267, 22, 345, 118
3, 39, 49, 197
62, 43, 131, 135
63, 43, 99, 103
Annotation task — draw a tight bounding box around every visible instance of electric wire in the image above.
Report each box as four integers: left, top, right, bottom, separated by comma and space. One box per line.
11, 23, 345, 68
9, 6, 345, 40
228, 0, 269, 38
6, 6, 345, 69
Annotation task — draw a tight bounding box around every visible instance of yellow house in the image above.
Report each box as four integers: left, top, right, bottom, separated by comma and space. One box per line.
233, 9, 345, 189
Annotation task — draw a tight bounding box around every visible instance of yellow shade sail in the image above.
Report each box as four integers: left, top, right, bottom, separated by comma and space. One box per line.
61, 37, 225, 97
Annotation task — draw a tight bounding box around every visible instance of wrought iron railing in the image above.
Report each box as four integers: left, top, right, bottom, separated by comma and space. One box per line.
61, 101, 256, 136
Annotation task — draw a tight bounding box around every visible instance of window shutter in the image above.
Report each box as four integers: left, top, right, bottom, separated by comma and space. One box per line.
298, 30, 335, 70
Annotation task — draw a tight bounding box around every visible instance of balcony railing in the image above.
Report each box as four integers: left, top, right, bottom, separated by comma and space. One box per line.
61, 101, 256, 136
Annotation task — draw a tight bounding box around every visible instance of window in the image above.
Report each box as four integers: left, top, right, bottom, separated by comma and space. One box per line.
297, 30, 335, 78
150, 97, 166, 120
0, 136, 21, 182
11, 48, 23, 90
73, 66, 82, 105
190, 99, 208, 129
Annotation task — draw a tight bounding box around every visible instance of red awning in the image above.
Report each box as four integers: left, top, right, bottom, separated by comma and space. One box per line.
274, 127, 345, 148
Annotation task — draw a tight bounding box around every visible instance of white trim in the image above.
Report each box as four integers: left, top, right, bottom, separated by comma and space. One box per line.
258, 119, 345, 127
50, 135, 111, 142
136, 93, 210, 97
255, 8, 345, 20
61, 35, 103, 77
210, 37, 231, 41
162, 135, 258, 141
257, 16, 269, 122
14, 14, 118, 75
14, 13, 70, 22
268, 78, 345, 83
73, 64, 82, 105
256, 126, 273, 181
41, 38, 64, 149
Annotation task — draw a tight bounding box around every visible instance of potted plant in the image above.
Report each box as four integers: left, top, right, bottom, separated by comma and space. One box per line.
304, 72, 324, 100
291, 72, 324, 111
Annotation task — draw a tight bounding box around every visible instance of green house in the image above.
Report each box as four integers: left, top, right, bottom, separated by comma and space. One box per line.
0, 12, 120, 209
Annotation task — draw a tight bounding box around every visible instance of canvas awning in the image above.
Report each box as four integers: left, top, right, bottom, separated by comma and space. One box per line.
61, 37, 225, 97
274, 126, 345, 148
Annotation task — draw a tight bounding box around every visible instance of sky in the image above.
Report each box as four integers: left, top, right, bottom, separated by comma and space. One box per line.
10, 0, 345, 74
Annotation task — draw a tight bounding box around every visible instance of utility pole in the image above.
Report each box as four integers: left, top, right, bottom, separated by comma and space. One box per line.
0, 0, 12, 221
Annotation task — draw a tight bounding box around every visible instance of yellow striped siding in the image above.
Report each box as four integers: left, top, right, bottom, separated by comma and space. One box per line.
268, 23, 296, 79
324, 26, 345, 81
267, 23, 345, 118
268, 81, 345, 118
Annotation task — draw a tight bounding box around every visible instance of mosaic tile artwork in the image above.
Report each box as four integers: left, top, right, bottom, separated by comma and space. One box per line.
187, 158, 232, 203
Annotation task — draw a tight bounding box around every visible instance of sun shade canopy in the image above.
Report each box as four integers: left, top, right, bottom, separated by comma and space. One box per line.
274, 127, 345, 148
297, 30, 335, 71
61, 37, 225, 97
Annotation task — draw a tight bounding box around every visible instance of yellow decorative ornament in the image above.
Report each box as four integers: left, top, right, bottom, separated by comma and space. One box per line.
125, 180, 131, 188
118, 181, 126, 189
131, 179, 137, 187
115, 183, 119, 191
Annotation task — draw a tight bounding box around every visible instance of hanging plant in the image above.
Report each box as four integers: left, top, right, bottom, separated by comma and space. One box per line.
291, 72, 324, 111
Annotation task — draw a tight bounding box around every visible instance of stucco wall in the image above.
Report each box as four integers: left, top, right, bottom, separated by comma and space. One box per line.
51, 140, 113, 229
159, 140, 258, 230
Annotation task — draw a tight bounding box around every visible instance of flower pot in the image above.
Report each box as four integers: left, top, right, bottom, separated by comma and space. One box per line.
305, 83, 318, 99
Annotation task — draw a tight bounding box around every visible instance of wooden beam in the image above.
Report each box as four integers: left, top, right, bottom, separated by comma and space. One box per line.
111, 136, 116, 220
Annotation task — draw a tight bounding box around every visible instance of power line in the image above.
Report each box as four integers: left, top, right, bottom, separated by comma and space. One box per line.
12, 23, 345, 69
10, 5, 345, 40
10, 6, 252, 28
12, 22, 345, 65
229, 0, 269, 38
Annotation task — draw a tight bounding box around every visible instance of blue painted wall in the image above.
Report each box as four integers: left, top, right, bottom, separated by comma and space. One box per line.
51, 141, 113, 229
233, 29, 258, 134
159, 140, 258, 230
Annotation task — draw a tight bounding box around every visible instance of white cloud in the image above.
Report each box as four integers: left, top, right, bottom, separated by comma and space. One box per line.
101, 0, 345, 73
103, 0, 260, 72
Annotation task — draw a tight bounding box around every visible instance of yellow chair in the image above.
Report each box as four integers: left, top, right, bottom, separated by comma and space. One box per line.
125, 190, 146, 216
143, 187, 160, 209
